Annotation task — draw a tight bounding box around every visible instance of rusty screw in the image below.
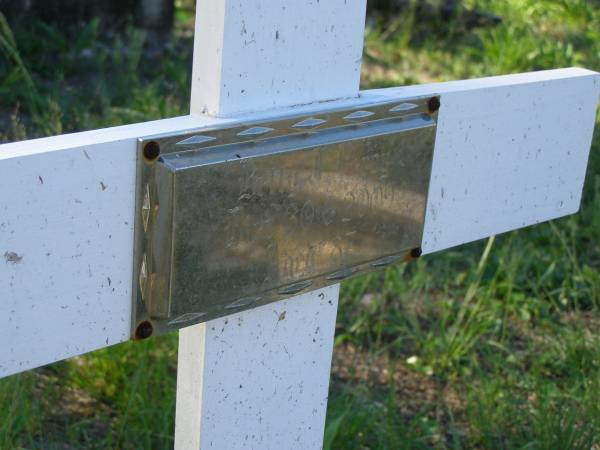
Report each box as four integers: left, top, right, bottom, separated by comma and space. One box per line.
427, 97, 441, 114
410, 247, 423, 259
143, 141, 161, 162
135, 320, 154, 340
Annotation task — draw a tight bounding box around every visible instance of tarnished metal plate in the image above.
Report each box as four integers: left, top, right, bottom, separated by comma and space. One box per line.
132, 96, 439, 337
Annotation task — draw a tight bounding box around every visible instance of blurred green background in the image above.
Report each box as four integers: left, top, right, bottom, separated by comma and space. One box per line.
1, 0, 600, 448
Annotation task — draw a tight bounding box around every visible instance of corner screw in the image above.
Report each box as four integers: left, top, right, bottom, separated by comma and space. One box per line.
427, 97, 441, 114
410, 247, 423, 258
135, 320, 154, 340
143, 141, 161, 162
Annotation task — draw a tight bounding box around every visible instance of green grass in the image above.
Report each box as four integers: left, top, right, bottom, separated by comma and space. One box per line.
1, 0, 600, 448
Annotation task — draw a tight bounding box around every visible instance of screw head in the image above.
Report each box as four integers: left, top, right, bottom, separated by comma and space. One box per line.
143, 141, 161, 162
135, 320, 154, 340
410, 247, 423, 258
427, 97, 441, 114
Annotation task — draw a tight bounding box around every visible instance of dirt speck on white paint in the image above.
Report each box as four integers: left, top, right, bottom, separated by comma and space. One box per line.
4, 251, 23, 264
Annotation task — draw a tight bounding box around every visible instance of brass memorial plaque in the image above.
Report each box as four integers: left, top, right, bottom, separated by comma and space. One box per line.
132, 96, 439, 338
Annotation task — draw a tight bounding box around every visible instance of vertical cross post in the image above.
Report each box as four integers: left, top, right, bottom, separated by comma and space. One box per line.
174, 1, 367, 449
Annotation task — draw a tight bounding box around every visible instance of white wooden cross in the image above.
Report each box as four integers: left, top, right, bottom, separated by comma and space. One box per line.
1, 1, 599, 449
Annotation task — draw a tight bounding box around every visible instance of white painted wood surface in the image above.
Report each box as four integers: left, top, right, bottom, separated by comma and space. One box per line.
1, 68, 598, 380
175, 286, 339, 450
191, 0, 367, 117
0, 116, 201, 378
413, 69, 600, 253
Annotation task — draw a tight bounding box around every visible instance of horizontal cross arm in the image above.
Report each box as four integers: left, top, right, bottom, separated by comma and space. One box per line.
1, 67, 598, 378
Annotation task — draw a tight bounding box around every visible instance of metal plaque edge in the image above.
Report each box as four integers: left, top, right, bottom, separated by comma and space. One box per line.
131, 95, 440, 339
